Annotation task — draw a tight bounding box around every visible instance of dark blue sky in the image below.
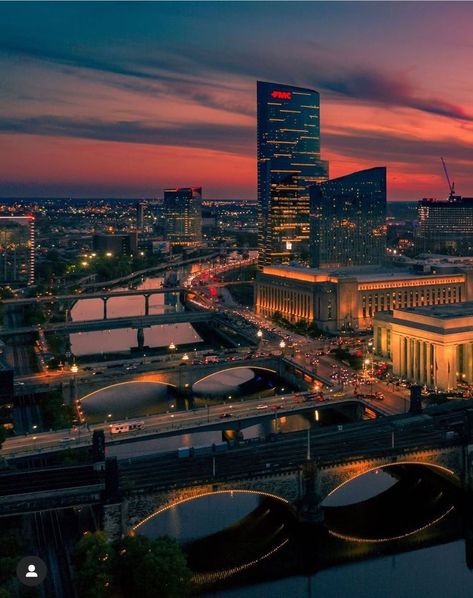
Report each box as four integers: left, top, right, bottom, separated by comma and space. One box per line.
1, 2, 472, 199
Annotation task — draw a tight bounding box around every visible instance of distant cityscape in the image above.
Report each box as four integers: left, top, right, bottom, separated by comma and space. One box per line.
1, 3, 473, 598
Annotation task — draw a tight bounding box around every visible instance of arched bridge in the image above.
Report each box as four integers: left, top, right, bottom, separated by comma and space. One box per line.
74, 355, 313, 400
102, 407, 473, 538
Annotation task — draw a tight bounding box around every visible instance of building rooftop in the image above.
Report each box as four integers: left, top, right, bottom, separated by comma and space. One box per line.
261, 264, 465, 284
375, 301, 473, 336
402, 302, 473, 320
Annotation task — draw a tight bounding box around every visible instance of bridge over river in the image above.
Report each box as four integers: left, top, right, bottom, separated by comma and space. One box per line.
2, 400, 473, 527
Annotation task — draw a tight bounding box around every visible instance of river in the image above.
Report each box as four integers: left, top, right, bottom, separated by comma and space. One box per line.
69, 274, 204, 357
133, 466, 473, 598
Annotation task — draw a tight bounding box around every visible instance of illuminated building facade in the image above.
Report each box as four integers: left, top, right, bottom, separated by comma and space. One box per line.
0, 342, 13, 430
164, 187, 202, 247
257, 81, 328, 268
416, 197, 473, 255
255, 264, 473, 333
310, 167, 387, 268
374, 302, 473, 390
0, 215, 35, 286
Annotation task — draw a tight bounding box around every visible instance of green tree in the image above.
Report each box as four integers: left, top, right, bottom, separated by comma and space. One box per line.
75, 531, 114, 598
118, 535, 191, 598
0, 427, 6, 451
41, 389, 74, 429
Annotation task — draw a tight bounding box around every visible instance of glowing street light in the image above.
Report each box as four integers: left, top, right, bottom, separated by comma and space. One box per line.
256, 329, 263, 339
279, 340, 286, 349
71, 363, 79, 374
182, 353, 189, 361
169, 342, 176, 351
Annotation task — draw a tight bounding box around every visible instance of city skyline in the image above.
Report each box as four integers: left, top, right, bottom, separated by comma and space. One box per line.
1, 3, 473, 200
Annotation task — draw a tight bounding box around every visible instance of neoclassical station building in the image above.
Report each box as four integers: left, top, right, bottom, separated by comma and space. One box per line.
255, 264, 473, 333
374, 302, 473, 390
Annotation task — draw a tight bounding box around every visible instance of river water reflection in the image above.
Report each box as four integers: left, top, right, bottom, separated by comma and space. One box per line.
132, 460, 472, 598
70, 275, 203, 356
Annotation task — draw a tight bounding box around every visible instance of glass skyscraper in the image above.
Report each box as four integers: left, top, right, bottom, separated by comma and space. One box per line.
164, 187, 202, 247
310, 167, 387, 268
257, 81, 328, 268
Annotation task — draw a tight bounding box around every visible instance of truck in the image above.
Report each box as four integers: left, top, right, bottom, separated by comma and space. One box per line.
109, 420, 144, 434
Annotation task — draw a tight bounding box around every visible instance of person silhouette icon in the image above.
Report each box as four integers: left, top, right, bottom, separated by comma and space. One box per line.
25, 564, 38, 578
17, 555, 47, 586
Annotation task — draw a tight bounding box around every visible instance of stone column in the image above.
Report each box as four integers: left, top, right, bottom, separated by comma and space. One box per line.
469, 343, 473, 384
406, 337, 412, 380
144, 294, 150, 316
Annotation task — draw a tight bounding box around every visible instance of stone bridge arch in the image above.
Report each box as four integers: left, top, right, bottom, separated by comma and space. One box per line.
318, 445, 464, 503
72, 357, 286, 402
104, 470, 302, 539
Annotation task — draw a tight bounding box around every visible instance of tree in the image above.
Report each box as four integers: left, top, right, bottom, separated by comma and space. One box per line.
75, 531, 114, 598
118, 535, 191, 598
0, 427, 6, 452
41, 389, 74, 429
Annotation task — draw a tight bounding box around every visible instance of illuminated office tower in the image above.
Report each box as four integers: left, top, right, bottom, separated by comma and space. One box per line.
164, 187, 202, 247
416, 197, 473, 255
0, 215, 35, 286
310, 167, 387, 268
257, 81, 328, 268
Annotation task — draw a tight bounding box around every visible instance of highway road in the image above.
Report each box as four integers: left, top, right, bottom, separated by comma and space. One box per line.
1, 391, 381, 459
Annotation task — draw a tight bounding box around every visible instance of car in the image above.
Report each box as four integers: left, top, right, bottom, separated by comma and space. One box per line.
256, 404, 269, 410
219, 412, 233, 418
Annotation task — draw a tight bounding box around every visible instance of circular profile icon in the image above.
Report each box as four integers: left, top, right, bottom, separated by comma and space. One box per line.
16, 556, 47, 587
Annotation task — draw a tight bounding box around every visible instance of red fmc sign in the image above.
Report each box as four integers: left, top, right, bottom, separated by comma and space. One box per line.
271, 90, 292, 100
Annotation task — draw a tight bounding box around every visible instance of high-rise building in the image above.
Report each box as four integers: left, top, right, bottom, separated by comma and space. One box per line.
257, 81, 328, 268
0, 215, 35, 286
136, 201, 145, 232
310, 167, 387, 268
0, 341, 13, 430
164, 187, 202, 247
92, 232, 138, 255
416, 197, 473, 255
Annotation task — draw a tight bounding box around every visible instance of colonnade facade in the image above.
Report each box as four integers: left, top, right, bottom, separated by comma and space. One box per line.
375, 308, 473, 390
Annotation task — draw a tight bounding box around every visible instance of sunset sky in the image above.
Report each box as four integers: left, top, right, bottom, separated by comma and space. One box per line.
1, 2, 472, 200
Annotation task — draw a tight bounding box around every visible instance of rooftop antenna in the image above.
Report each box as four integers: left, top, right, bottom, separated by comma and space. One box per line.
440, 157, 456, 201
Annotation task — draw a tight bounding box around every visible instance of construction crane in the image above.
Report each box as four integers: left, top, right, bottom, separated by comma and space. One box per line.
440, 157, 456, 201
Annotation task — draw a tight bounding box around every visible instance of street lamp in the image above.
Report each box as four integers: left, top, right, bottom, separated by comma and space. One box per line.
279, 340, 286, 356
256, 329, 263, 351
182, 353, 189, 362
71, 363, 79, 374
